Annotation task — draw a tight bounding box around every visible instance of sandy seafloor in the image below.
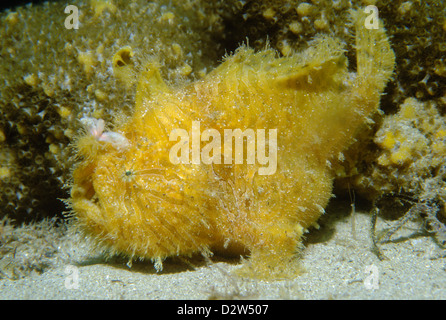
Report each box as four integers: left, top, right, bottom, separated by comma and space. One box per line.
1, 200, 445, 300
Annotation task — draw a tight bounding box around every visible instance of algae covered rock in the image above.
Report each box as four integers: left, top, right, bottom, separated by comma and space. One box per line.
0, 0, 236, 222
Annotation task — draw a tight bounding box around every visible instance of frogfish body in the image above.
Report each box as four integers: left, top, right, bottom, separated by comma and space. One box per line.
70, 10, 394, 279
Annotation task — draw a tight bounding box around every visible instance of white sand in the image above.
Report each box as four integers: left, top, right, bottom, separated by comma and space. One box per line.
1, 201, 445, 300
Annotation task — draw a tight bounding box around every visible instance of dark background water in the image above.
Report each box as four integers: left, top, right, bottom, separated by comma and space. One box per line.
0, 0, 56, 12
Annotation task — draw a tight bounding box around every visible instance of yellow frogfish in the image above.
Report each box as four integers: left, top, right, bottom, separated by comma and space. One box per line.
69, 10, 394, 279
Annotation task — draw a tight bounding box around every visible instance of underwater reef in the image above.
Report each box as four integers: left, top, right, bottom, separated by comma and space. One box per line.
0, 0, 445, 278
